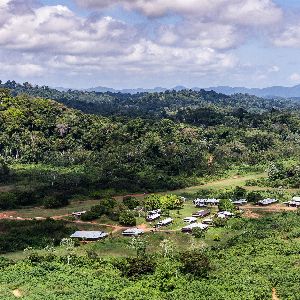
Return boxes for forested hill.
[1,88,300,196]
[1,80,298,120]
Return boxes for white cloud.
[0,0,239,83]
[273,24,300,48]
[157,22,240,50]
[75,0,282,25]
[268,65,280,73]
[290,73,300,82]
[0,62,44,77]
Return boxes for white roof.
[203,218,213,223]
[122,228,144,235]
[183,217,197,222]
[182,223,208,230]
[158,218,173,225]
[292,197,300,202]
[70,231,108,239]
[72,211,87,215]
[147,213,160,220]
[218,211,234,216]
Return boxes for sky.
[1,0,300,89]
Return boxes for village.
[66,195,300,243]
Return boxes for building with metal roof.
[122,228,144,236]
[181,223,209,232]
[70,231,108,240]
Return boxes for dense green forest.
[1,82,300,209]
[1,80,299,118]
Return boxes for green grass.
[172,172,267,194]
[10,199,101,218]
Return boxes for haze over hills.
[86,84,300,98]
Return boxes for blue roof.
[70,231,108,239]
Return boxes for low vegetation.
[1,212,300,299]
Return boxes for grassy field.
[172,172,267,194]
[4,199,101,219]
[3,171,299,221]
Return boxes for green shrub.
[123,196,139,210]
[0,192,17,209]
[213,218,227,227]
[43,195,69,209]
[218,199,235,213]
[192,227,205,238]
[119,210,136,226]
[179,250,210,277]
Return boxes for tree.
[247,191,263,203]
[179,250,210,277]
[119,210,136,226]
[159,239,176,258]
[232,186,247,200]
[123,196,139,210]
[218,199,235,212]
[129,237,147,257]
[267,162,285,180]
[143,194,161,210]
[160,194,184,210]
[192,227,205,238]
[43,195,69,209]
[0,157,9,177]
[0,192,17,209]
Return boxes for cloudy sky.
[1,0,300,89]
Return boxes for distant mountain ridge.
[87,84,300,98]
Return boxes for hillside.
[1,81,299,119]
[0,87,300,209]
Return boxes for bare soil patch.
[272,288,279,300]
[12,289,23,298]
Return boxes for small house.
[70,231,108,241]
[217,211,234,219]
[202,218,213,225]
[192,209,210,218]
[231,199,247,206]
[183,216,198,223]
[155,217,173,228]
[181,223,209,233]
[146,213,160,221]
[194,198,219,207]
[72,211,87,218]
[122,228,144,236]
[258,198,278,206]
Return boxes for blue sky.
[1,0,300,89]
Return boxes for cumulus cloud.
[290,73,300,82]
[273,24,300,47]
[157,22,240,50]
[74,0,282,25]
[0,0,240,84]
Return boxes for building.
[231,199,248,206]
[284,197,300,207]
[70,231,108,241]
[258,198,278,206]
[202,218,213,225]
[122,228,144,236]
[192,209,210,218]
[155,217,173,228]
[72,211,87,218]
[181,223,209,233]
[146,213,160,221]
[183,217,198,223]
[217,211,234,219]
[194,198,219,207]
